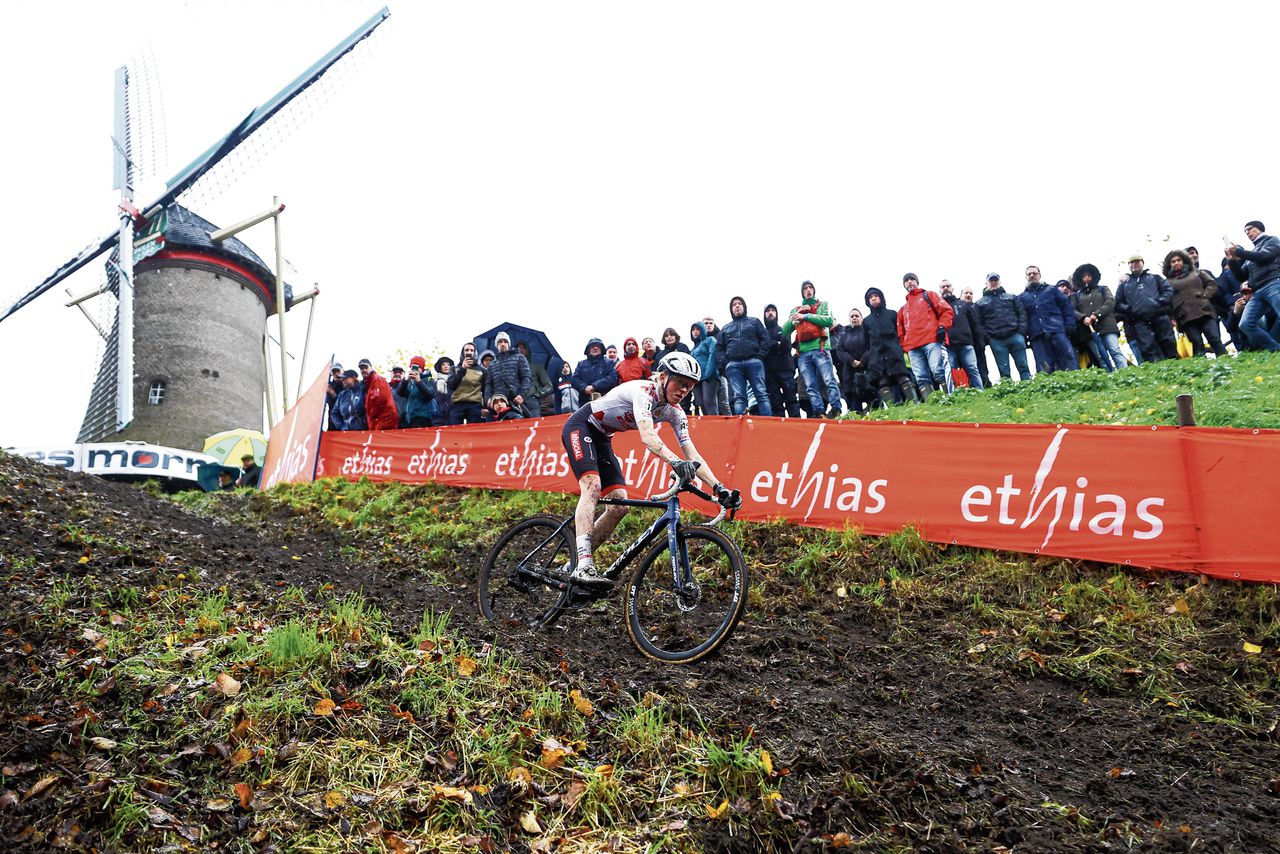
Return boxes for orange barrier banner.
[262,361,332,490]
[315,415,1280,583]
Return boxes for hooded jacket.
[363,370,400,430]
[1019,281,1076,337]
[897,285,955,351]
[689,322,719,382]
[433,357,455,424]
[483,346,532,405]
[976,285,1028,339]
[615,336,652,382]
[762,304,797,375]
[332,382,366,431]
[1163,250,1219,325]
[1070,264,1120,336]
[446,350,486,405]
[1227,232,1280,290]
[716,296,771,363]
[862,288,909,382]
[571,338,618,397]
[1116,269,1173,321]
[396,371,437,423]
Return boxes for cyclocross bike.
[477,476,748,664]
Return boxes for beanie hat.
[495,331,511,345]
[409,355,426,370]
[902,272,918,284]
[800,280,815,294]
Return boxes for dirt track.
[2,453,1277,852]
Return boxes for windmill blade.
[145,5,390,217]
[0,232,118,324]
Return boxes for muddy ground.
[1,453,1277,852]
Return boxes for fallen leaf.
[383,832,410,854]
[457,656,478,677]
[234,782,253,810]
[431,785,473,804]
[508,767,533,786]
[705,799,730,819]
[564,780,587,809]
[760,750,773,776]
[595,764,614,778]
[212,673,241,697]
[314,698,337,716]
[569,689,594,716]
[230,748,252,767]
[540,737,571,769]
[1243,642,1263,655]
[0,791,19,810]
[24,775,59,800]
[89,737,118,750]
[340,700,363,713]
[519,810,541,834]
[230,717,251,744]
[1165,598,1190,616]
[323,790,346,809]
[830,832,853,848]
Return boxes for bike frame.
[596,494,687,588]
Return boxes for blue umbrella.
[472,321,567,382]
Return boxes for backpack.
[794,301,828,344]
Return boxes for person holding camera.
[446,342,486,425]
[396,355,438,428]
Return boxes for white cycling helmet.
[657,352,701,382]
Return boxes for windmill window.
[148,380,167,405]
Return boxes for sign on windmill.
[0,7,391,454]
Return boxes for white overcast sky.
[2,0,1277,448]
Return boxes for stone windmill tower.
[0,8,390,452]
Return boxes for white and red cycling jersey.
[582,379,691,446]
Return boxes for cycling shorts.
[562,407,627,494]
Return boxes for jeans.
[765,367,802,417]
[950,344,983,389]
[1180,316,1227,357]
[1240,281,1280,351]
[1126,315,1178,362]
[908,342,950,389]
[796,349,842,415]
[1030,332,1078,373]
[725,359,773,416]
[987,333,1031,381]
[1097,332,1127,370]
[694,379,721,415]
[449,401,482,425]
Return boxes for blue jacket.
[571,338,618,397]
[716,300,772,363]
[976,286,1028,338]
[1228,233,1280,290]
[689,322,719,381]
[1020,282,1077,337]
[396,376,437,423]
[333,385,366,431]
[1116,271,1172,321]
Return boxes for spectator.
[446,342,486,425]
[959,286,992,387]
[517,340,553,417]
[653,327,690,363]
[961,287,976,302]
[716,296,774,416]
[940,280,984,389]
[640,337,658,372]
[1116,254,1178,362]
[1165,249,1227,358]
[433,357,455,425]
[976,273,1031,382]
[359,359,400,430]
[396,358,438,427]
[571,338,618,402]
[236,453,261,489]
[832,308,874,413]
[479,349,496,371]
[762,304,802,418]
[557,362,578,413]
[689,321,721,416]
[217,469,237,491]
[1019,266,1078,373]
[701,316,731,415]
[332,369,366,430]
[326,362,346,430]
[1226,220,1280,352]
[1071,263,1127,371]
[863,287,919,405]
[897,273,955,399]
[605,344,619,365]
[488,393,522,422]
[388,366,407,427]
[1216,257,1249,351]
[780,280,843,418]
[616,336,652,383]
[484,331,533,415]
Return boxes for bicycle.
[476,476,748,664]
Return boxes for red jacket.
[615,337,652,383]
[363,371,400,430]
[897,288,954,351]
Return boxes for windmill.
[1,7,390,452]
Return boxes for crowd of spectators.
[326,222,1280,430]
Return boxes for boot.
[877,387,896,408]
[917,382,933,402]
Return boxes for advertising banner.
[261,361,332,489]
[5,442,216,484]
[314,416,1280,583]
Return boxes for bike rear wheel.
[624,525,748,664]
[478,515,573,627]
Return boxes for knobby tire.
[477,515,573,627]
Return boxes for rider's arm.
[636,415,682,466]
[679,441,721,491]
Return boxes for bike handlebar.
[647,474,735,528]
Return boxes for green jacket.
[779,298,835,354]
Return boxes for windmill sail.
[0,5,390,326]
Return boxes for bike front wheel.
[478,515,572,627]
[624,525,749,664]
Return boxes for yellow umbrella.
[203,428,268,466]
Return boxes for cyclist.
[560,351,742,589]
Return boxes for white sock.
[575,534,593,567]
